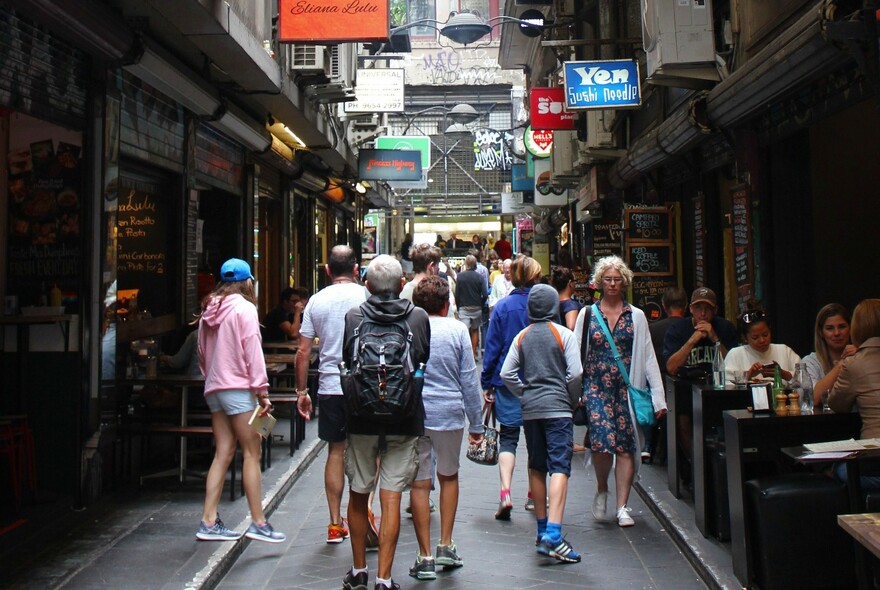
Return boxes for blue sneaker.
[538,535,581,563]
[246,521,286,543]
[196,516,242,541]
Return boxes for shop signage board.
[631,276,678,321]
[533,157,566,206]
[345,69,405,113]
[524,125,553,158]
[530,87,577,130]
[501,191,533,214]
[278,0,390,42]
[624,207,671,241]
[511,163,532,191]
[374,137,430,188]
[562,59,641,110]
[357,149,422,181]
[693,192,706,287]
[731,185,753,312]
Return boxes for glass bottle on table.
[796,363,814,414]
[712,341,725,389]
[772,364,785,411]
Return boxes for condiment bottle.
[49,284,62,307]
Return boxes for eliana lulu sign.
[562,59,641,110]
[357,149,423,181]
[279,0,390,42]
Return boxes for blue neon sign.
[562,59,641,110]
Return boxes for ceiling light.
[211,102,272,152]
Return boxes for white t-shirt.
[724,343,802,385]
[300,282,368,395]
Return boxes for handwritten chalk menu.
[731,185,753,310]
[571,269,595,307]
[116,181,173,316]
[625,208,671,242]
[631,276,678,321]
[591,221,623,258]
[627,243,673,275]
[693,193,706,287]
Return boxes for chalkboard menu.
[693,193,706,286]
[625,208,671,241]
[591,221,623,258]
[627,244,673,275]
[571,269,595,307]
[631,276,678,321]
[116,178,173,316]
[731,185,753,311]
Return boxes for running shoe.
[196,516,242,541]
[343,569,368,590]
[495,494,513,520]
[435,542,463,568]
[408,555,436,580]
[617,505,635,527]
[245,521,286,543]
[537,535,581,563]
[327,519,350,544]
[592,490,609,522]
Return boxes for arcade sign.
[562,59,642,110]
[357,149,422,181]
[524,125,553,158]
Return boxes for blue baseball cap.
[220,258,254,282]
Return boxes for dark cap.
[690,287,717,307]
[220,258,254,282]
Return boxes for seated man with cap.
[662,287,739,486]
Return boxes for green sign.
[376,136,431,168]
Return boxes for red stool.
[0,420,21,504]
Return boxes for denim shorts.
[523,417,574,476]
[205,390,256,416]
[499,423,521,455]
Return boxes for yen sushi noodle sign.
[562,59,641,110]
[278,0,390,42]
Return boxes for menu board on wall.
[571,269,595,307]
[627,244,673,275]
[631,276,678,321]
[693,192,706,287]
[116,179,172,316]
[591,221,623,259]
[624,208,671,241]
[7,126,83,308]
[731,185,753,311]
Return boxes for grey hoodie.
[500,284,583,420]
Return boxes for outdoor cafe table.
[262,340,298,353]
[120,374,206,483]
[665,374,707,498]
[723,409,862,587]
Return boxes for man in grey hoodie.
[500,283,583,564]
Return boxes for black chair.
[746,473,855,590]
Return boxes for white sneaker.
[617,506,635,527]
[592,491,608,522]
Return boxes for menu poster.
[731,185,753,311]
[591,221,623,259]
[693,192,706,287]
[624,207,671,242]
[116,183,172,316]
[627,244,673,276]
[571,269,596,307]
[7,135,82,307]
[631,276,678,321]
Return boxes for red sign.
[279,0,390,42]
[530,87,576,130]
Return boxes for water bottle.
[797,363,814,414]
[712,342,725,389]
[414,362,425,379]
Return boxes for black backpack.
[340,308,423,424]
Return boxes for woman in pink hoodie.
[195,259,285,543]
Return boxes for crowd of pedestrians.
[192,237,878,590]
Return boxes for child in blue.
[500,284,584,563]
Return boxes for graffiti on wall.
[473,128,513,171]
[404,46,524,86]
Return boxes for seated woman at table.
[802,303,858,405]
[724,300,801,384]
[829,299,880,489]
[160,326,200,377]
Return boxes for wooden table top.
[262,341,298,351]
[264,353,296,365]
[839,513,880,561]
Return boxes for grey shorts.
[345,434,420,494]
[205,390,256,416]
[415,428,464,480]
[458,307,482,329]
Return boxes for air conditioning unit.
[641,0,719,87]
[580,110,625,163]
[351,113,380,128]
[550,130,582,188]
[288,44,333,77]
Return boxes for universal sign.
[357,149,422,181]
[562,59,641,110]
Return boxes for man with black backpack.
[340,254,430,590]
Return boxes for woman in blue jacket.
[480,255,542,519]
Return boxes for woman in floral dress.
[574,256,665,527]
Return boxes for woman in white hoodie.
[195,258,285,543]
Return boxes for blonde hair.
[201,279,257,312]
[510,256,542,288]
[851,299,880,347]
[591,255,633,288]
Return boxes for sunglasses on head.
[741,311,766,324]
